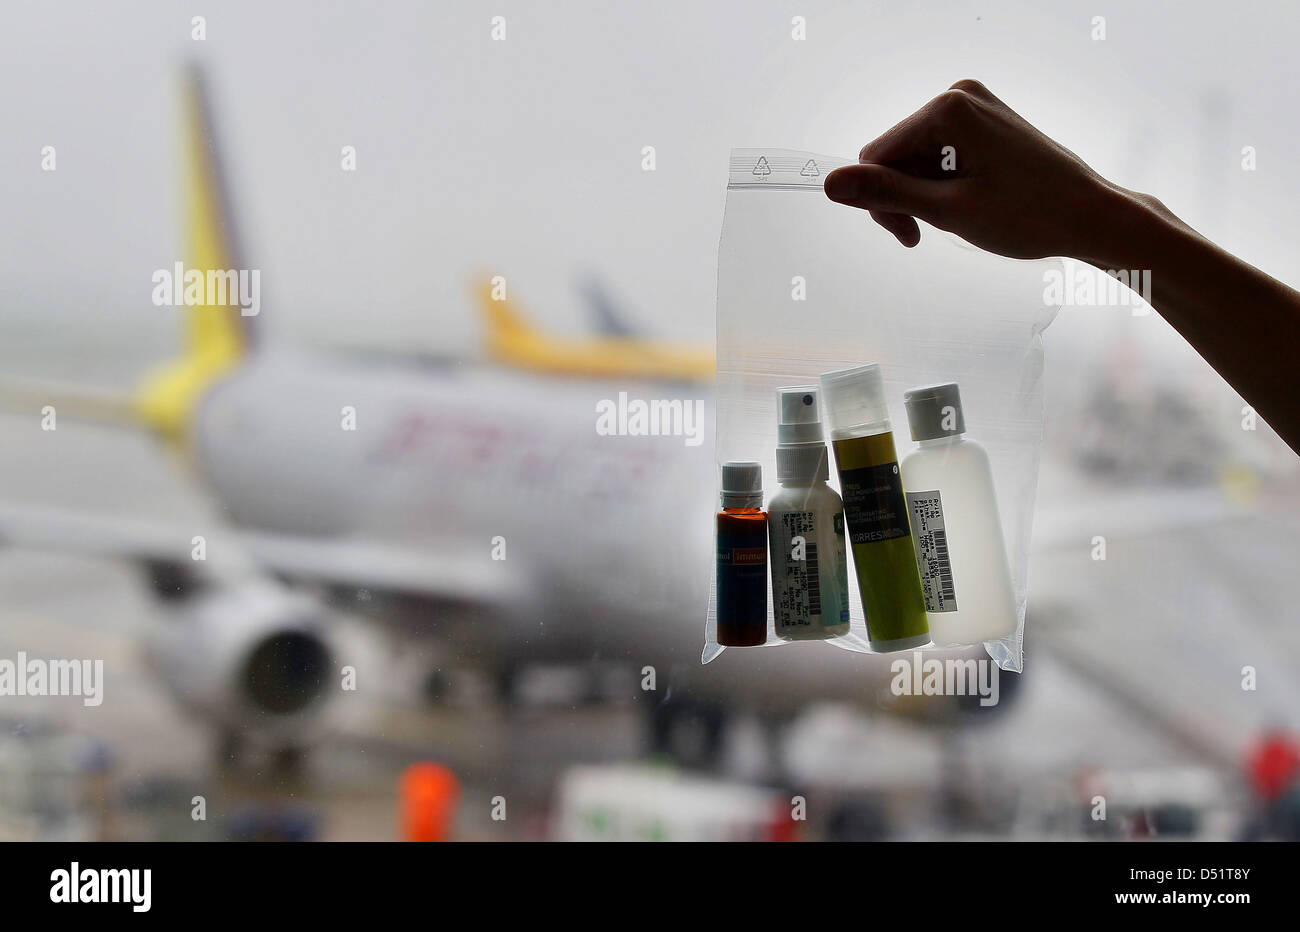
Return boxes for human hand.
[825,80,1131,262]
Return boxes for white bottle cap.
[775,386,830,482]
[819,363,891,435]
[720,460,763,508]
[903,382,965,441]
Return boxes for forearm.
[1079,184,1300,455]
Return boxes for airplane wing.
[0,500,523,607]
[238,526,523,605]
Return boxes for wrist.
[1075,181,1176,271]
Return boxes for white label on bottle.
[906,490,958,613]
[773,511,823,626]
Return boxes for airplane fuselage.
[190,351,717,666]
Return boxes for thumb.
[824,163,948,220]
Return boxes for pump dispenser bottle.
[900,383,1017,645]
[819,364,931,652]
[716,461,769,647]
[768,387,851,640]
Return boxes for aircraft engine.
[145,580,335,753]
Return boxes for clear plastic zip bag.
[704,149,1058,672]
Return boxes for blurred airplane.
[0,64,716,764]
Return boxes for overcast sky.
[2,0,1296,373]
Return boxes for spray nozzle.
[774,386,829,482]
[776,385,825,446]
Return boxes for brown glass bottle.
[716,460,769,647]
[716,507,769,646]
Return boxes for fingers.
[869,210,921,248]
[948,78,996,102]
[858,82,996,178]
[859,106,948,172]
[824,163,948,219]
[831,80,997,247]
[859,86,974,168]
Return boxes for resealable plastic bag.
[704,149,1058,672]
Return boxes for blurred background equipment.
[1241,728,1300,841]
[553,764,793,842]
[0,719,112,841]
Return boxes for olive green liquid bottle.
[820,364,931,652]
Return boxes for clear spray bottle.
[768,387,851,640]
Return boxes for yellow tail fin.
[475,277,715,382]
[136,65,249,440]
[478,279,535,346]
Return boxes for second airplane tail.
[475,277,715,383]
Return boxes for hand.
[826,79,1300,456]
[825,79,1130,263]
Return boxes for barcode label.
[906,489,958,612]
[804,542,821,616]
[931,529,956,604]
[773,510,834,626]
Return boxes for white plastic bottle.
[768,386,851,640]
[899,383,1018,645]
